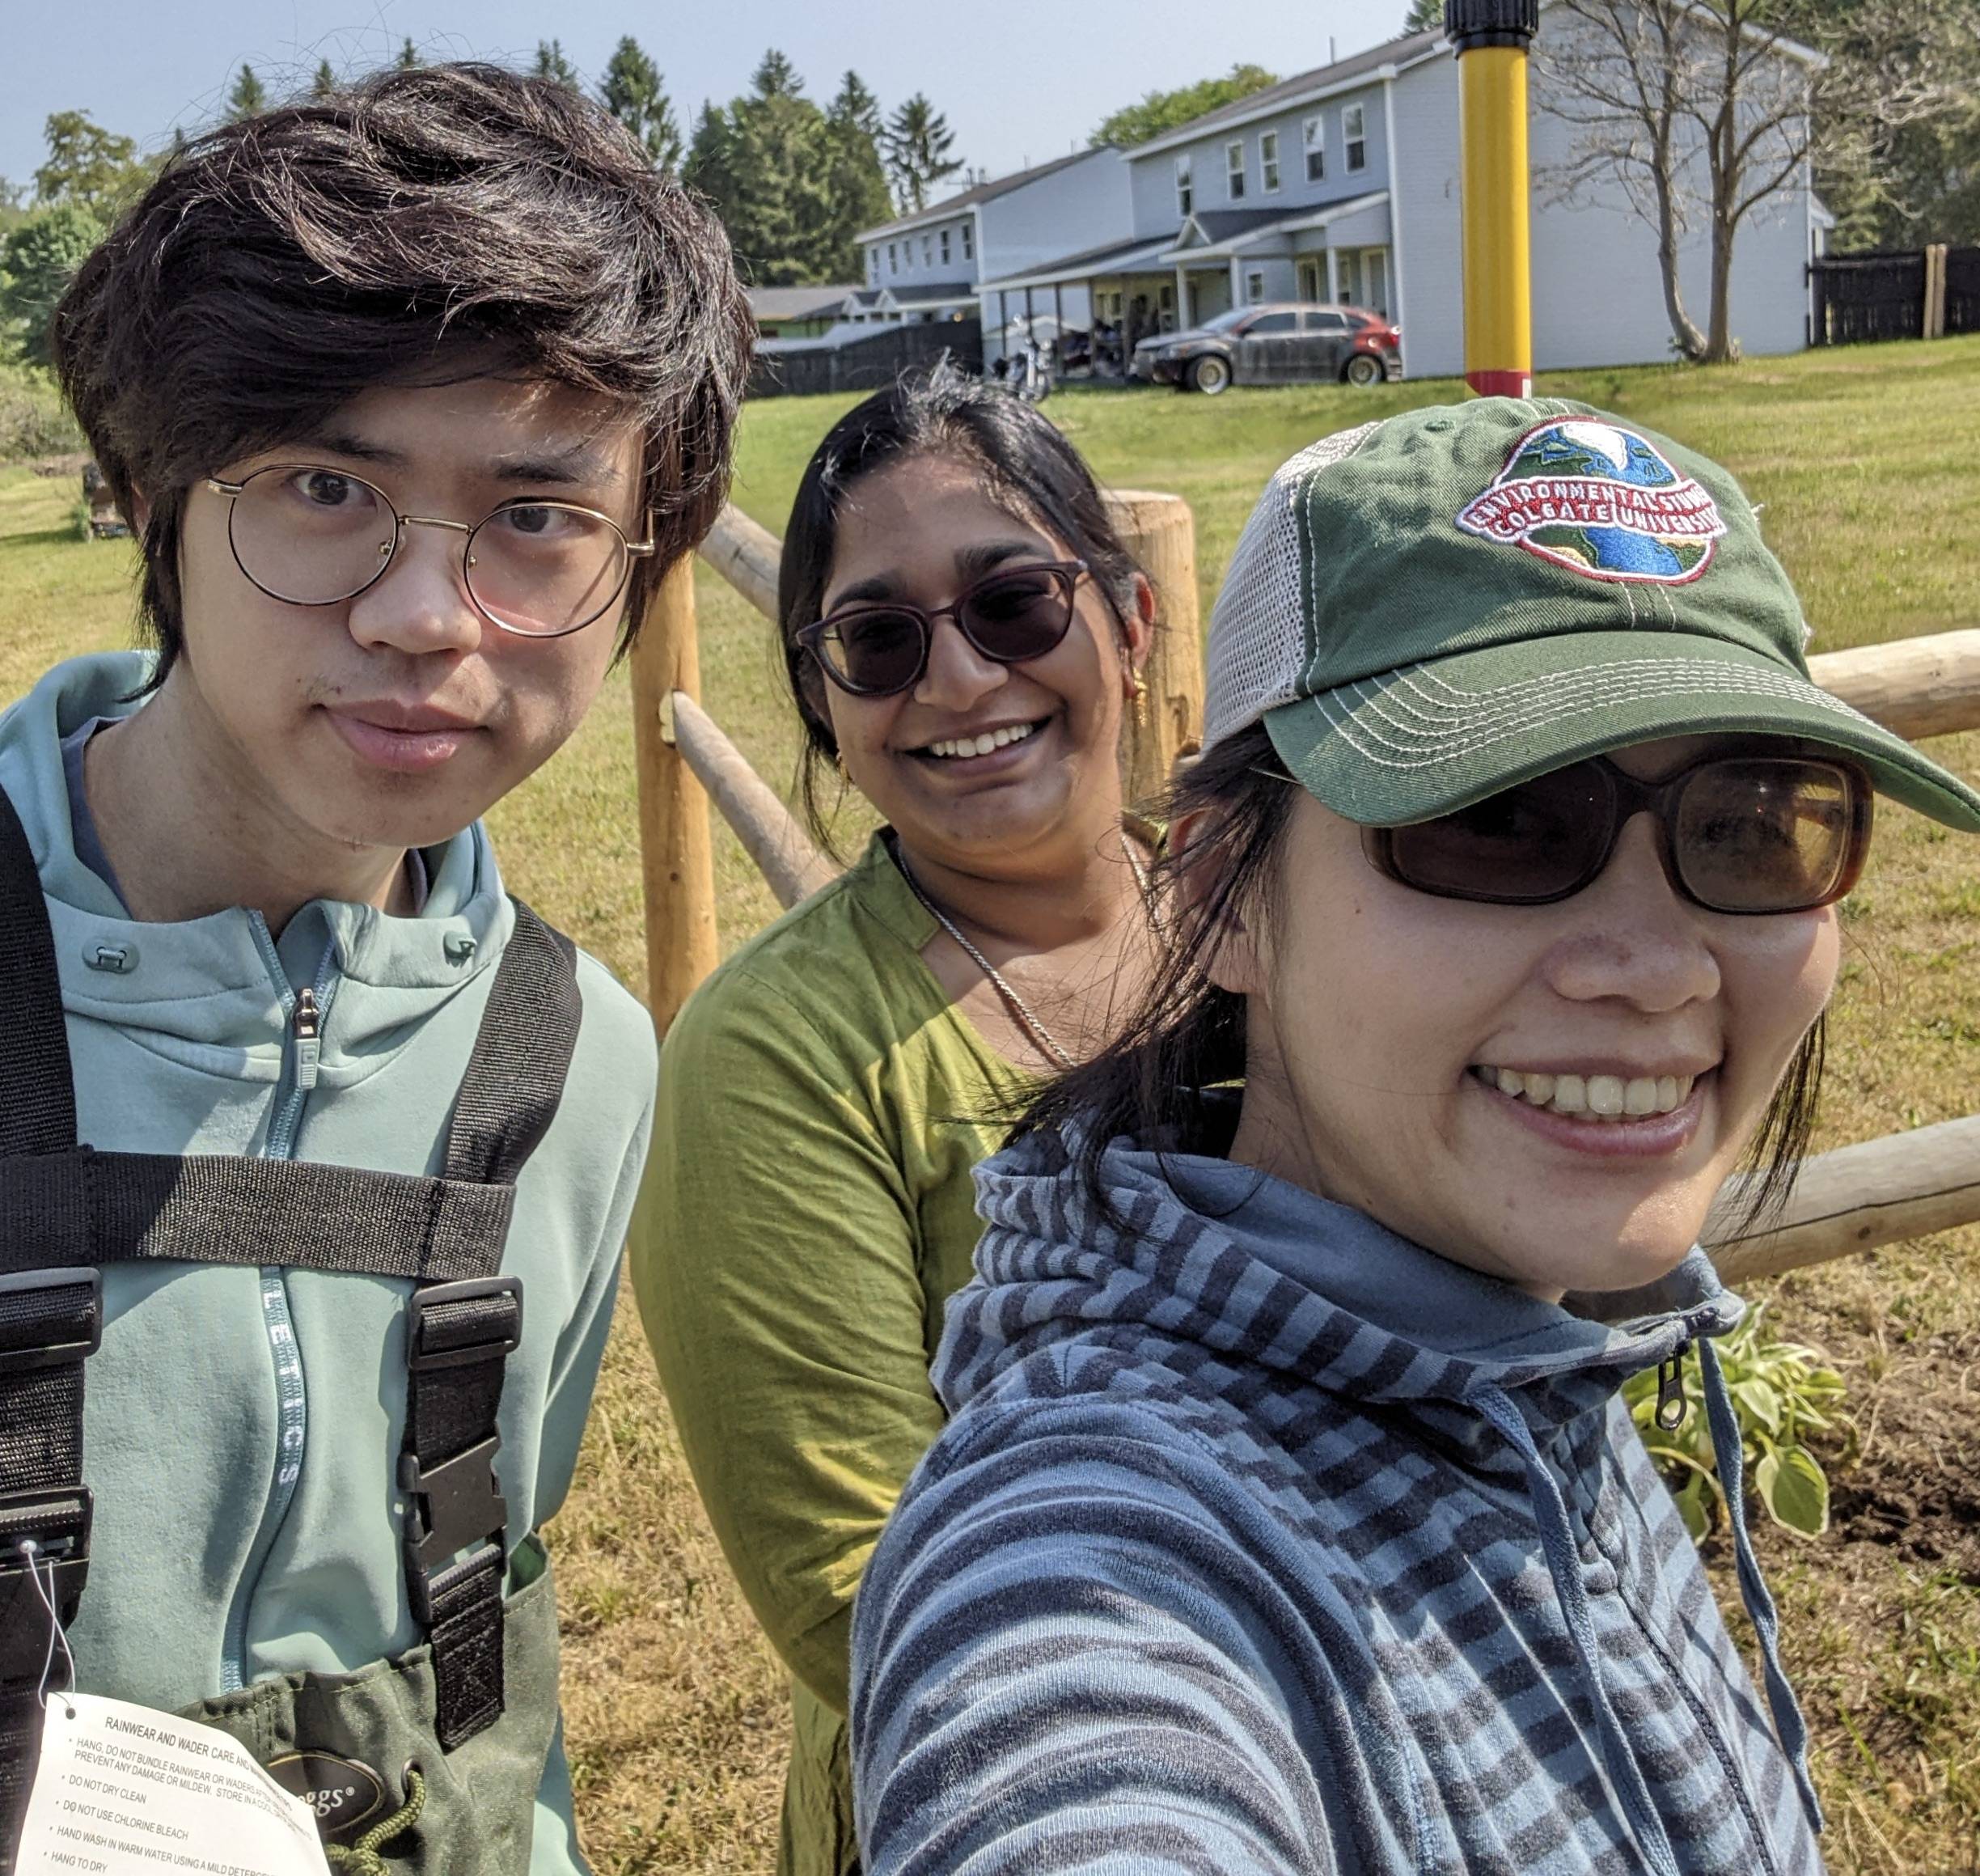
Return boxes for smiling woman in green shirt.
[628,368,1162,1875]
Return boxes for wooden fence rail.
[636,495,1980,1288]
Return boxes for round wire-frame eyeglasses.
[204,464,657,639]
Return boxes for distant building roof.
[748,285,860,324]
[856,147,1115,243]
[978,234,1180,294]
[1131,30,1445,158]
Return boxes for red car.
[1130,303,1402,392]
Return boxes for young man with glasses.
[0,63,751,1874]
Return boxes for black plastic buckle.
[404,1277,522,1372]
[0,1267,104,1374]
[400,1438,508,1593]
[0,1487,93,1685]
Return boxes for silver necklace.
[891,832,1153,1072]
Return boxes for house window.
[1343,103,1366,174]
[1303,115,1325,182]
[868,249,879,284]
[962,222,974,260]
[1226,140,1246,201]
[888,243,898,274]
[1246,269,1266,304]
[941,227,951,264]
[1175,153,1192,217]
[1260,130,1280,194]
[922,235,933,266]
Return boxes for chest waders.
[0,785,583,1875]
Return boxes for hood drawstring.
[1694,1335,1825,1836]
[1474,1387,1685,1876]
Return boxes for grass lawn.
[4,337,1978,1873]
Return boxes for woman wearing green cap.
[848,401,1980,1875]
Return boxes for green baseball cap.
[1203,398,1980,832]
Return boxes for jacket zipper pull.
[292,986,321,1092]
[1655,1341,1690,1432]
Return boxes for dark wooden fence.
[749,319,984,399]
[1947,247,1980,337]
[1809,245,1978,345]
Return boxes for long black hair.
[776,362,1151,845]
[1018,722,1825,1245]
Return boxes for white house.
[971,11,1825,378]
[855,147,1133,351]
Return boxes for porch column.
[998,290,1008,360]
[1174,264,1188,324]
[1325,246,1339,304]
[1055,279,1065,359]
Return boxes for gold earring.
[1129,674,1149,722]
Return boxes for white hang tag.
[15,1692,333,1876]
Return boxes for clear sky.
[5,0,1413,201]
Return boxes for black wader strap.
[0,787,99,1874]
[400,903,579,1751]
[0,776,582,1861]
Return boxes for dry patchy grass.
[5,338,1978,1874]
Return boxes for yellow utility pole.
[1446,0,1537,397]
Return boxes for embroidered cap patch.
[1455,418,1727,585]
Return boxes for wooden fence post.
[630,557,719,1035]
[1923,242,1948,341]
[1105,489,1206,811]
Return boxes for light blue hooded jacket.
[853,1122,1826,1876]
[1,654,658,1871]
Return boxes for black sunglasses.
[798,560,1087,697]
[1361,752,1874,914]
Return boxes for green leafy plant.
[1624,1307,1854,1540]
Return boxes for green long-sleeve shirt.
[628,832,1034,1876]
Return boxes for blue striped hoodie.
[851,1124,1826,1876]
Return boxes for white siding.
[1128,83,1394,239]
[860,211,977,292]
[1388,15,1813,382]
[977,149,1133,277]
[1388,60,1466,379]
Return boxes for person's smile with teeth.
[1470,1063,1707,1119]
[918,718,1047,761]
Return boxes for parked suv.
[1130,303,1402,392]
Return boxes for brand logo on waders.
[265,1752,388,1842]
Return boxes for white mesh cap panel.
[1201,422,1381,752]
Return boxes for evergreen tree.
[599,36,682,170]
[683,103,740,212]
[534,40,580,89]
[1403,0,1444,32]
[397,37,421,70]
[882,94,963,213]
[751,49,804,100]
[311,58,338,99]
[227,66,268,121]
[725,55,835,283]
[820,71,895,277]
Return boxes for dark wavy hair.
[1018,722,1826,1245]
[53,61,755,684]
[776,362,1153,846]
